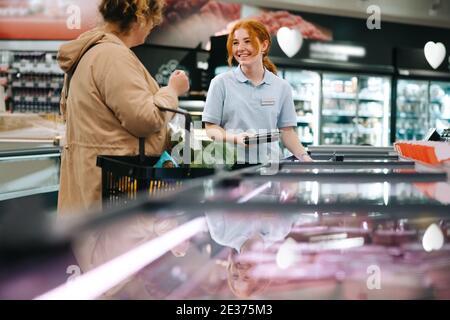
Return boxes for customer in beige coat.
[57,0,189,215]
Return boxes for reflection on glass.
[205,212,303,298]
[205,180,446,207]
[23,210,450,300]
[422,223,444,252]
[276,238,298,270]
[37,214,201,300]
[383,181,390,206]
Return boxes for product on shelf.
[3,50,64,114]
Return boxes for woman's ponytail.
[263,56,277,75]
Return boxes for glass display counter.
[1,148,449,300]
[0,140,60,201]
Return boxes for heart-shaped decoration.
[424,41,446,69]
[277,27,303,58]
[422,223,444,252]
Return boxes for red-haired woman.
[202,19,312,164]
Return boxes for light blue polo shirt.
[202,66,297,163]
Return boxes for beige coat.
[57,29,178,215]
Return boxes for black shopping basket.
[97,105,214,207]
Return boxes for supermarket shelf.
[284,79,316,85]
[292,96,313,102]
[322,109,356,117]
[297,116,313,124]
[397,129,426,133]
[322,127,354,133]
[11,81,63,89]
[11,62,63,74]
[358,97,384,102]
[323,93,356,100]
[397,113,425,119]
[358,113,384,118]
[357,127,381,134]
[295,106,313,113]
[13,96,60,104]
[397,98,425,103]
[430,112,450,120]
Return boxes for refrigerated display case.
[280,69,320,147]
[429,81,450,131]
[395,79,450,141]
[320,73,391,147]
[358,75,391,146]
[321,73,357,145]
[0,141,60,201]
[3,155,450,300]
[394,47,450,142]
[396,79,430,141]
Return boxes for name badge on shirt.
[261,98,275,106]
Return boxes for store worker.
[57,0,189,214]
[202,19,313,164]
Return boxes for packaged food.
[154,151,179,168]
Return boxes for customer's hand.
[168,70,190,96]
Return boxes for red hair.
[226,19,277,75]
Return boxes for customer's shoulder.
[85,42,130,64]
[94,42,128,55]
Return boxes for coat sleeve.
[95,45,179,138]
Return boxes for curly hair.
[99,0,165,33]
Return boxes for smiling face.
[227,235,271,298]
[231,28,268,68]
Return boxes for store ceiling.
[226,0,450,29]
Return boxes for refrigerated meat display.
[1,155,450,300]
